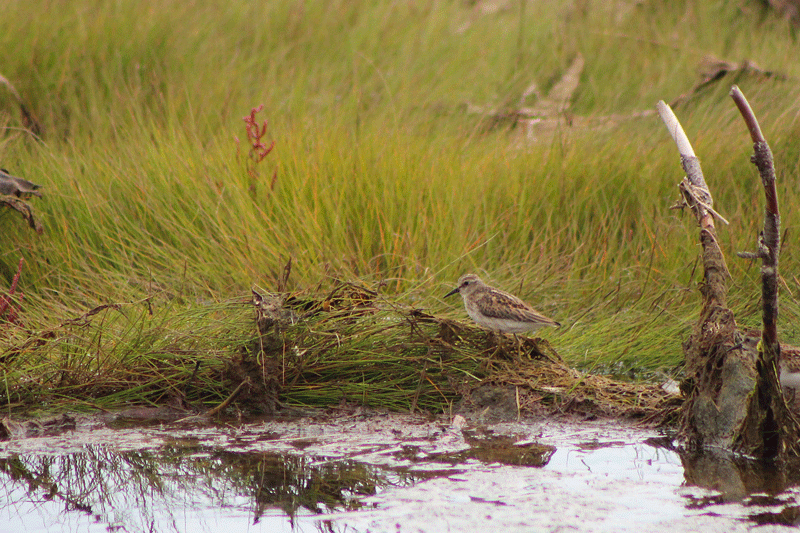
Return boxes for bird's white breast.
[466,308,542,333]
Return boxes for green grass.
[1,0,800,412]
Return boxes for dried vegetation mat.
[240,284,681,424]
[1,282,681,423]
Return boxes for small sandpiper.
[742,332,800,413]
[444,273,560,334]
[742,332,800,384]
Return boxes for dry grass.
[232,285,679,422]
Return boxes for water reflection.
[392,430,556,467]
[0,446,399,532]
[1,419,800,532]
[679,448,800,526]
[0,422,559,533]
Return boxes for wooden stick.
[729,84,799,458]
[657,100,729,303]
[729,85,780,349]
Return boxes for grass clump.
[239,285,676,419]
[1,0,799,414]
[2,298,253,412]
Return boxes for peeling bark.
[657,101,754,451]
[729,85,800,458]
[659,88,800,458]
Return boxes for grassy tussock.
[2,299,252,412]
[244,286,676,418]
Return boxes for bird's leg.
[513,334,522,356]
[485,331,500,354]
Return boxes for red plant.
[0,257,24,325]
[236,105,277,191]
[243,104,275,163]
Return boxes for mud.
[1,409,799,532]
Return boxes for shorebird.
[742,332,800,412]
[444,274,560,334]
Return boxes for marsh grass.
[242,285,676,418]
[1,0,800,413]
[2,298,253,412]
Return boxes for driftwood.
[0,168,40,197]
[729,85,800,457]
[760,0,800,26]
[467,51,792,146]
[658,101,752,451]
[465,54,587,134]
[659,88,800,458]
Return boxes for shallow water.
[1,411,799,533]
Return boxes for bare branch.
[658,101,727,234]
[730,85,780,348]
[730,85,766,145]
[729,85,798,459]
[656,101,695,158]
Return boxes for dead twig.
[0,194,43,233]
[729,84,800,458]
[0,168,41,197]
[658,100,748,452]
[671,54,793,109]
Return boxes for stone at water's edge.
[688,349,757,449]
[679,303,757,450]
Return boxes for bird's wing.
[476,291,559,325]
[475,291,525,317]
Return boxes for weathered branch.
[657,101,729,305]
[730,86,780,348]
[657,101,696,158]
[658,100,747,451]
[0,168,41,197]
[0,194,43,233]
[729,85,799,458]
[0,169,43,233]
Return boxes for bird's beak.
[444,287,459,298]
